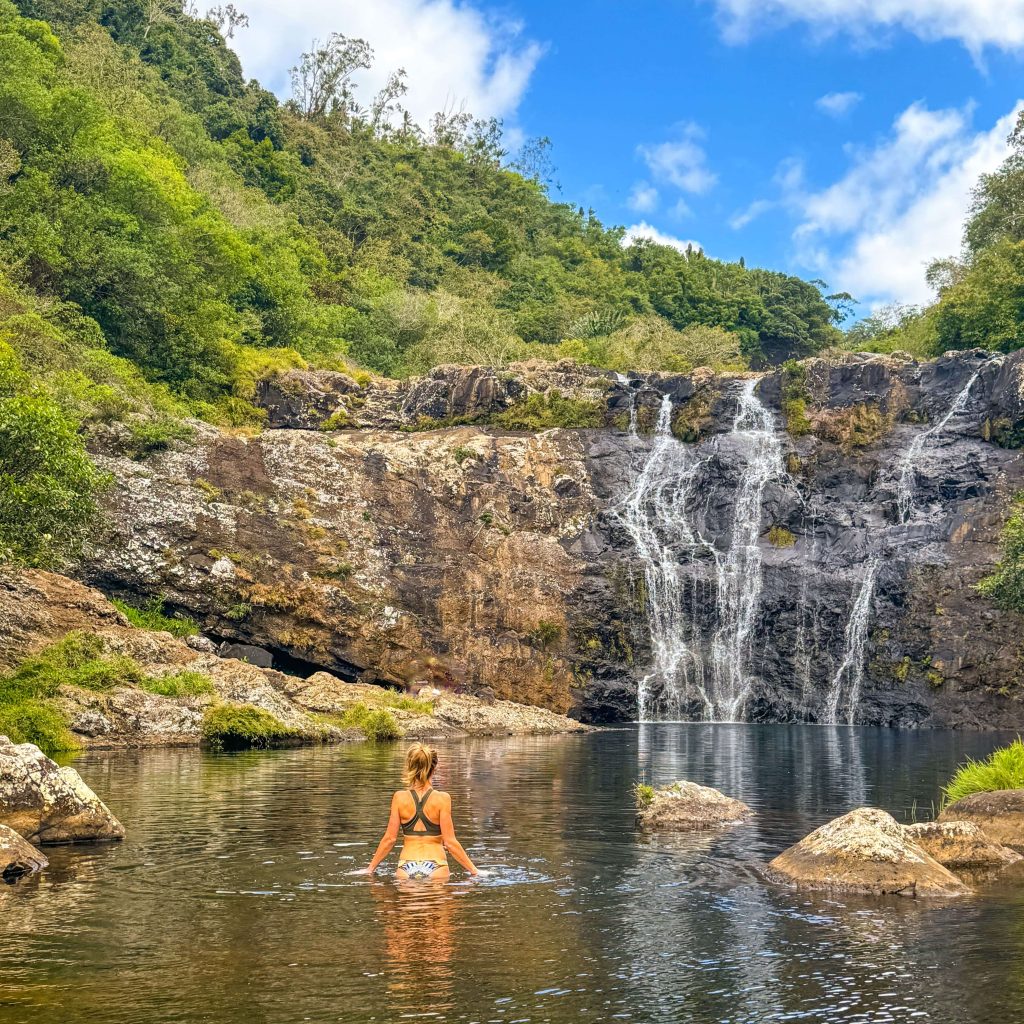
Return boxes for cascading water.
[618,378,783,722]
[619,394,712,721]
[711,378,785,721]
[894,362,994,522]
[823,559,879,725]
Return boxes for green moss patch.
[112,596,198,638]
[201,704,299,750]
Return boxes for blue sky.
[232,0,1024,316]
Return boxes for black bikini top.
[401,788,442,836]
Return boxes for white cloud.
[711,0,1024,55]
[627,182,659,213]
[729,198,774,229]
[788,101,1023,306]
[816,91,863,117]
[669,197,693,219]
[622,222,702,253]
[637,123,717,194]
[231,0,544,127]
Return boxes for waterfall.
[618,378,783,722]
[711,378,785,720]
[823,559,879,725]
[894,364,989,523]
[619,395,712,721]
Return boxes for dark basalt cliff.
[77,351,1024,728]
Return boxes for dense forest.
[1,0,1023,571]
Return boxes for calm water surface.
[2,725,1023,1024]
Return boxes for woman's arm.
[366,793,402,873]
[439,794,478,875]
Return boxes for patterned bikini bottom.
[399,860,443,880]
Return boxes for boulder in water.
[767,807,968,898]
[0,823,47,883]
[904,820,1022,876]
[0,736,125,844]
[636,780,753,831]
[938,790,1024,852]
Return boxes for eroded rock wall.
[77,350,1024,727]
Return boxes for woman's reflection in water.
[370,877,461,1017]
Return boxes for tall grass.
[942,738,1024,806]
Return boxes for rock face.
[767,807,969,897]
[75,349,1024,726]
[0,736,125,844]
[0,823,48,883]
[903,820,1022,875]
[635,780,752,831]
[0,569,589,748]
[938,790,1024,852]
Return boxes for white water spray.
[894,362,994,522]
[618,378,783,722]
[823,559,879,725]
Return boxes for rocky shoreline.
[0,568,590,751]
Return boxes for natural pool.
[2,725,1022,1023]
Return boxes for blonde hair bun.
[402,743,438,787]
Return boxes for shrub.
[141,671,215,698]
[491,391,604,431]
[0,349,108,567]
[780,360,812,437]
[634,782,655,808]
[340,702,405,740]
[767,525,796,548]
[527,619,562,649]
[112,596,199,637]
[361,708,402,741]
[0,700,79,756]
[943,739,1024,806]
[977,495,1024,613]
[201,704,297,749]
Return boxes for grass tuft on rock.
[943,739,1024,807]
[634,782,655,808]
[0,700,79,755]
[340,703,404,741]
[140,670,215,698]
[201,704,298,750]
[112,596,199,638]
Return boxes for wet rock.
[218,642,274,669]
[255,369,360,429]
[0,736,125,844]
[186,634,218,654]
[903,820,1022,875]
[0,824,48,883]
[767,807,968,898]
[73,349,1024,727]
[938,790,1024,852]
[636,780,753,831]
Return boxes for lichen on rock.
[0,736,125,845]
[635,780,752,831]
[767,807,968,898]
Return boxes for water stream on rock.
[619,379,783,723]
[894,362,992,522]
[823,558,880,725]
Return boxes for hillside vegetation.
[0,0,1021,571]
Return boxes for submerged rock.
[904,820,1022,876]
[767,808,968,898]
[0,823,48,883]
[636,780,752,831]
[0,736,125,845]
[938,790,1024,852]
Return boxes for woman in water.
[364,743,479,880]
